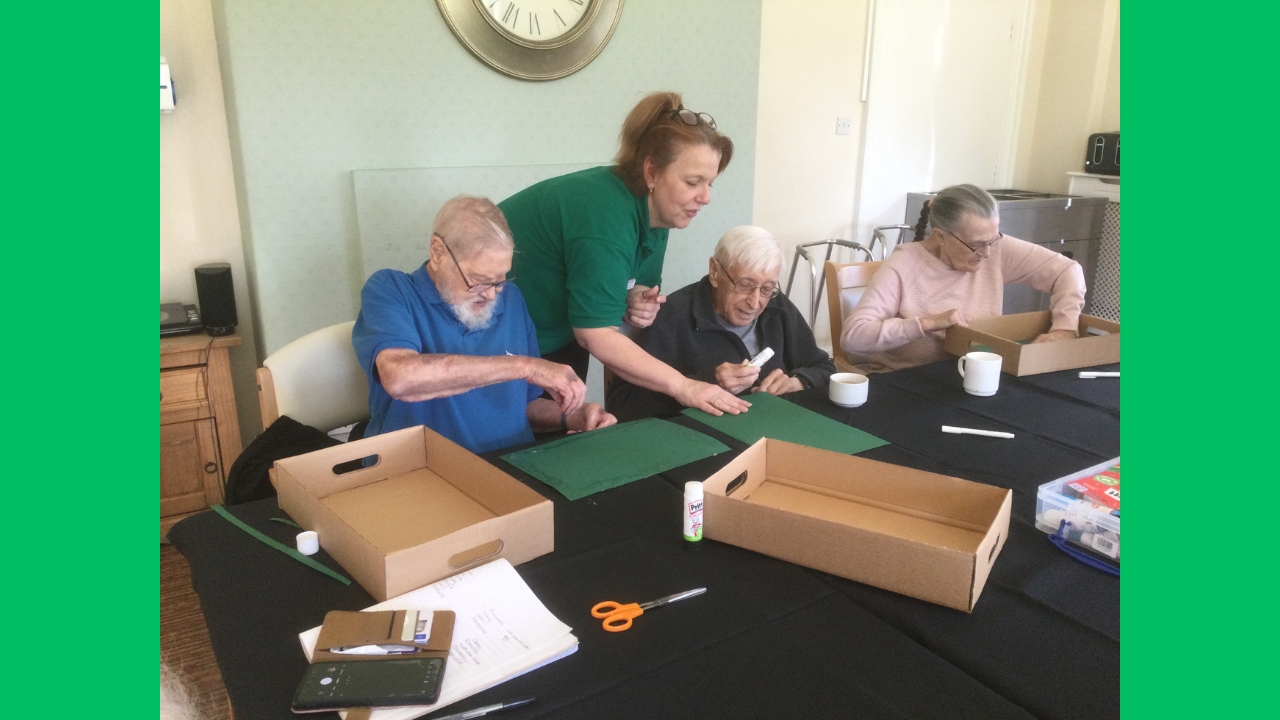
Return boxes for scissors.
[591,588,706,632]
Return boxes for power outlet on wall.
[835,116,852,135]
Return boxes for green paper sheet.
[501,418,729,501]
[682,392,888,455]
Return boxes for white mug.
[957,352,1002,396]
[829,372,869,408]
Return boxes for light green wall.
[213,0,763,355]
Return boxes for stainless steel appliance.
[904,190,1107,315]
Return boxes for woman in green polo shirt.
[499,91,749,417]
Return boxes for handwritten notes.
[300,559,576,719]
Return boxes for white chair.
[256,321,370,433]
[824,261,883,373]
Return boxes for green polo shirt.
[499,166,669,354]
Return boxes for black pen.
[431,697,535,720]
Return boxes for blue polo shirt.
[351,265,544,454]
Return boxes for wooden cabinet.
[160,333,243,541]
[160,419,221,516]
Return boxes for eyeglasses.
[941,228,1002,254]
[671,107,716,130]
[714,258,780,299]
[436,234,517,294]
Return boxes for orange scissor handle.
[591,601,643,632]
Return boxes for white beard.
[450,297,496,331]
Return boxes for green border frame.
[1126,2,1273,717]
[3,3,154,714]
[8,0,1269,714]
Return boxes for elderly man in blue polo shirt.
[352,195,615,453]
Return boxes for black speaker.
[195,263,238,336]
[1084,132,1119,175]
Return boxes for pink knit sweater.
[840,237,1086,373]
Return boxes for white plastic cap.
[684,481,703,500]
[296,530,320,555]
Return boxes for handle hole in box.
[449,539,503,569]
[333,454,379,475]
[989,534,1000,562]
[726,471,748,497]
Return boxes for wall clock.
[437,0,624,81]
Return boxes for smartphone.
[291,657,445,713]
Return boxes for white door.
[855,0,1030,246]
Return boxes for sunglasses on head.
[671,107,716,130]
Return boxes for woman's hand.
[752,369,803,396]
[675,379,751,416]
[566,403,617,433]
[714,361,760,395]
[1032,329,1077,343]
[920,309,966,333]
[623,285,666,328]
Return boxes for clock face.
[438,0,622,81]
[481,0,593,44]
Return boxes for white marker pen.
[941,425,1015,439]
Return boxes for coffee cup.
[829,372,869,407]
[957,352,1002,396]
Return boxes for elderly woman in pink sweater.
[841,184,1086,373]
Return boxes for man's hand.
[525,358,586,415]
[714,361,761,395]
[623,285,666,328]
[752,369,803,396]
[1032,329,1077,343]
[674,378,751,417]
[920,308,966,333]
[565,403,617,433]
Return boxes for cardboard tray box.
[944,311,1119,376]
[275,425,554,601]
[702,439,1011,612]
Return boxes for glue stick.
[683,481,704,549]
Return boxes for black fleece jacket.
[607,275,836,422]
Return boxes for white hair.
[431,195,514,259]
[913,184,1000,241]
[449,296,496,331]
[713,226,784,277]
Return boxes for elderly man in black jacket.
[607,226,836,422]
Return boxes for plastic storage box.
[1034,458,1120,562]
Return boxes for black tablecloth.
[169,361,1119,719]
